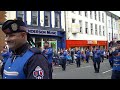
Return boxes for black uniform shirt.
[2,43,49,79]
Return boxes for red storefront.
[66,40,108,50]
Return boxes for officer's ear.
[20,32,27,39]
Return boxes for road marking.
[81,65,92,68]
[102,69,112,74]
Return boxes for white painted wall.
[65,11,107,41]
[6,11,16,20]
[107,15,119,42]
[26,11,31,25]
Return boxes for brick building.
[0,11,6,53]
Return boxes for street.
[53,59,112,79]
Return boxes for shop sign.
[87,40,97,44]
[28,29,57,36]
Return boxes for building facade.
[6,11,66,51]
[64,11,107,51]
[106,11,120,43]
[117,18,120,40]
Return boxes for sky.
[109,11,120,17]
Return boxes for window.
[31,11,38,25]
[114,22,115,29]
[102,13,104,23]
[85,22,88,34]
[103,26,105,36]
[109,33,110,41]
[72,18,75,23]
[90,23,93,35]
[17,11,24,21]
[55,11,60,28]
[99,25,101,36]
[85,11,88,17]
[44,11,51,27]
[78,11,81,15]
[79,20,82,33]
[72,11,75,13]
[90,11,92,19]
[94,11,97,20]
[95,24,97,35]
[98,11,100,21]
[108,20,111,28]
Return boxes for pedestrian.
[42,41,53,79]
[1,19,49,79]
[59,49,67,71]
[75,49,81,67]
[111,41,120,79]
[93,48,101,73]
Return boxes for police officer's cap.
[2,19,27,34]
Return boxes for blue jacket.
[112,55,120,71]
[42,47,53,64]
[3,50,34,79]
[76,50,81,59]
[1,50,11,63]
[59,51,67,60]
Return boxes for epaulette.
[29,47,41,54]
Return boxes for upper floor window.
[72,11,75,13]
[17,11,24,21]
[31,11,38,26]
[102,13,104,23]
[44,11,51,27]
[109,33,110,41]
[103,26,105,36]
[90,11,92,19]
[85,11,88,17]
[98,11,101,21]
[78,11,81,15]
[85,22,88,34]
[72,18,75,23]
[99,25,101,36]
[90,23,93,35]
[55,11,60,28]
[95,24,97,35]
[94,11,97,20]
[79,20,82,33]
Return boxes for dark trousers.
[86,56,89,63]
[61,59,66,71]
[109,60,113,68]
[111,70,120,79]
[76,58,81,67]
[48,63,53,79]
[93,59,101,72]
[71,55,74,63]
[101,55,104,62]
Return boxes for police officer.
[93,48,101,73]
[111,41,120,79]
[42,41,53,79]
[75,49,81,67]
[1,19,49,79]
[59,49,67,71]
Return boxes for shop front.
[27,26,66,52]
[66,40,108,50]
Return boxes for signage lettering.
[28,29,57,36]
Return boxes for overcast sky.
[109,11,120,17]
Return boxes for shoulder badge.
[33,66,44,79]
